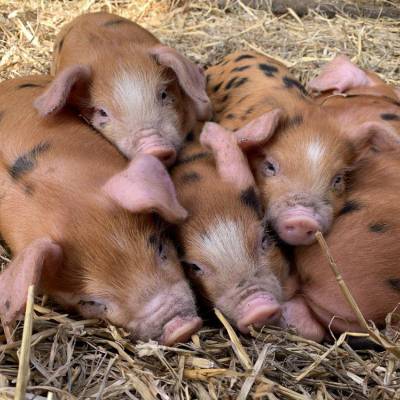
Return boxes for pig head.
[34,12,212,165]
[171,111,289,334]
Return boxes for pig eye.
[182,261,203,275]
[157,242,168,262]
[159,89,170,104]
[263,159,278,177]
[94,108,109,118]
[331,173,346,193]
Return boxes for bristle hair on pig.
[34,12,212,165]
[171,112,289,334]
[206,50,399,246]
[0,76,202,345]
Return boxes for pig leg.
[0,238,62,342]
[280,295,326,343]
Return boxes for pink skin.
[275,206,323,246]
[236,293,281,333]
[136,133,177,166]
[162,316,203,346]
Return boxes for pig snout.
[276,207,322,246]
[161,316,203,346]
[136,132,177,166]
[236,292,281,334]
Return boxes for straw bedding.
[0,1,399,399]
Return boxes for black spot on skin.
[240,186,262,216]
[338,200,363,216]
[174,152,210,167]
[226,113,235,120]
[232,65,250,72]
[283,76,307,95]
[233,77,248,88]
[225,77,238,90]
[185,131,194,142]
[212,82,223,92]
[369,223,389,233]
[235,54,255,62]
[221,94,229,103]
[285,114,303,129]
[9,141,51,180]
[103,19,126,27]
[259,63,278,77]
[380,113,400,121]
[17,83,43,89]
[4,300,10,310]
[180,171,201,184]
[388,278,400,290]
[237,95,249,104]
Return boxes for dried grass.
[1,1,400,399]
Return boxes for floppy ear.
[200,110,281,190]
[233,109,282,151]
[308,55,373,94]
[0,238,63,341]
[103,154,188,224]
[150,45,212,121]
[349,121,400,159]
[34,64,91,116]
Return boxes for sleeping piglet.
[206,50,399,246]
[171,112,289,333]
[281,148,400,341]
[33,12,212,165]
[0,76,201,345]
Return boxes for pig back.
[0,76,126,252]
[53,12,159,73]
[206,50,311,130]
[295,150,400,332]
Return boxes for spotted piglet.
[206,51,398,246]
[309,55,400,145]
[171,112,289,333]
[0,76,201,345]
[34,12,212,165]
[282,149,400,341]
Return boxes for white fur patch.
[194,218,250,271]
[307,140,325,167]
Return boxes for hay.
[0,1,400,399]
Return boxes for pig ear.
[150,45,212,121]
[308,55,373,94]
[0,238,62,335]
[103,154,188,224]
[350,121,400,158]
[233,109,282,151]
[200,122,255,190]
[34,64,91,117]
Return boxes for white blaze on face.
[113,69,160,126]
[195,218,251,272]
[306,139,326,170]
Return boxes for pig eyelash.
[181,261,203,275]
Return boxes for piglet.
[206,50,398,246]
[281,148,400,341]
[33,12,212,165]
[0,76,201,345]
[170,111,289,333]
[309,55,400,146]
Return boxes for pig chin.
[268,198,333,246]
